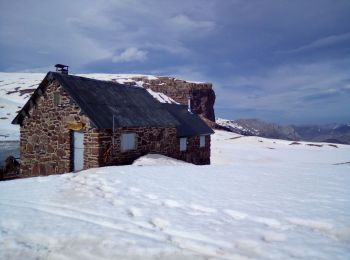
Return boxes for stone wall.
[20,80,92,177]
[94,127,210,166]
[132,77,216,123]
[175,135,211,165]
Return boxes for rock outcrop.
[132,76,216,123]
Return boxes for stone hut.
[12,70,214,178]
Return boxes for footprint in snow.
[111,199,125,206]
[235,239,264,258]
[145,194,158,200]
[224,209,284,229]
[113,179,122,184]
[162,199,182,208]
[101,185,117,194]
[224,209,247,220]
[250,216,283,229]
[286,217,334,235]
[261,231,287,242]
[189,204,217,214]
[150,218,169,230]
[128,207,143,217]
[103,193,113,199]
[129,187,141,193]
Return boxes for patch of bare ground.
[333,161,350,165]
[307,143,323,147]
[328,144,338,148]
[19,88,35,96]
[225,136,244,141]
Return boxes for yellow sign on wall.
[67,122,84,131]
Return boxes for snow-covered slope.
[0,72,177,140]
[216,118,299,140]
[0,73,45,140]
[217,118,350,144]
[216,118,261,136]
[1,130,349,259]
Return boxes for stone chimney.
[54,64,69,74]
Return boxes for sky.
[0,0,349,125]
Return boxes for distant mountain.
[216,118,350,144]
[293,124,350,144]
[216,118,300,140]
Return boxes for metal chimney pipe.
[187,96,192,113]
[54,64,69,74]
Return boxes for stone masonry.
[20,80,91,177]
[95,128,210,166]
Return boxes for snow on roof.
[146,89,179,104]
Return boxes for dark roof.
[12,72,213,137]
[162,104,214,137]
[51,72,179,128]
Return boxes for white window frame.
[121,133,136,152]
[200,135,206,147]
[180,137,187,151]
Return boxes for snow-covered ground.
[1,130,349,259]
[0,72,177,140]
[0,73,44,140]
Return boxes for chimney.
[187,95,192,113]
[54,64,69,74]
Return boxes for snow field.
[0,130,350,259]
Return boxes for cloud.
[1,0,350,124]
[112,47,148,63]
[214,58,350,123]
[301,91,340,102]
[169,14,215,32]
[280,32,350,54]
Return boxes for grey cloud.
[169,14,215,32]
[0,0,217,70]
[280,32,350,54]
[301,91,341,102]
[112,48,148,63]
[1,0,350,124]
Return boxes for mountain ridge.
[216,118,350,144]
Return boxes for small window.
[53,92,60,106]
[180,137,187,151]
[121,133,136,152]
[200,135,205,147]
